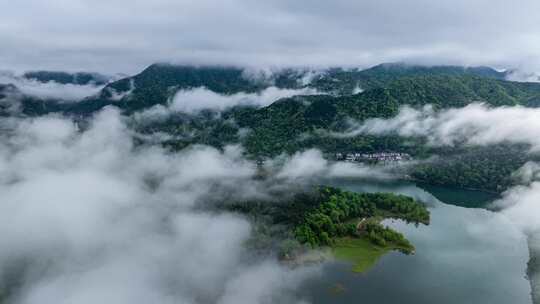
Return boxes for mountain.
[5,62,540,119]
[0,84,71,116]
[308,63,508,94]
[6,62,540,130]
[144,72,540,155]
[0,84,19,115]
[63,62,515,114]
[120,66,540,193]
[4,62,540,192]
[23,71,110,85]
[70,64,273,114]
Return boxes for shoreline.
[403,176,502,195]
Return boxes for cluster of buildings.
[335,152,412,163]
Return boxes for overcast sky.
[1,0,540,74]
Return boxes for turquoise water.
[415,182,499,208]
[299,179,531,304]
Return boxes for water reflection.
[299,179,531,304]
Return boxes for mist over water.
[1,75,539,303]
[300,180,531,304]
[334,103,540,303]
[2,0,540,302]
[0,107,404,304]
[0,108,327,304]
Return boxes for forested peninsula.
[224,186,430,272]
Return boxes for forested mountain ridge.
[3,62,539,116]
[70,63,520,114]
[3,63,540,193]
[0,84,71,116]
[149,72,540,156]
[23,71,110,85]
[74,64,270,113]
[309,63,508,94]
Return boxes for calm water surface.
[298,179,531,304]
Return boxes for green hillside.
[4,63,540,192]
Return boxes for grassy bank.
[332,236,414,273]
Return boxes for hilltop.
[2,63,540,192]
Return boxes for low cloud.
[491,162,540,300]
[0,83,24,115]
[272,149,396,181]
[0,72,104,101]
[505,70,540,83]
[333,101,540,296]
[491,161,540,236]
[241,67,323,87]
[338,103,540,151]
[105,79,135,101]
[494,181,540,235]
[334,102,540,234]
[170,86,318,114]
[0,106,395,304]
[0,108,326,304]
[133,86,320,122]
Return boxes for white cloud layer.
[0,108,325,304]
[335,102,540,236]
[1,107,398,303]
[0,72,104,101]
[335,101,540,298]
[1,0,540,74]
[336,101,540,291]
[489,162,540,237]
[494,182,540,235]
[273,149,395,181]
[170,86,318,113]
[341,103,540,151]
[135,86,319,120]
[505,70,540,83]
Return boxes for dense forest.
[222,186,429,258]
[9,62,540,116]
[411,144,539,193]
[22,71,110,85]
[4,63,540,193]
[294,188,429,247]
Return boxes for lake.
[298,179,532,304]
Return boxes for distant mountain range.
[2,62,540,193]
[22,70,111,86]
[71,62,519,114]
[2,62,538,116]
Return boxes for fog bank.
[0,108,325,304]
[0,72,104,101]
[339,103,540,151]
[0,106,398,303]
